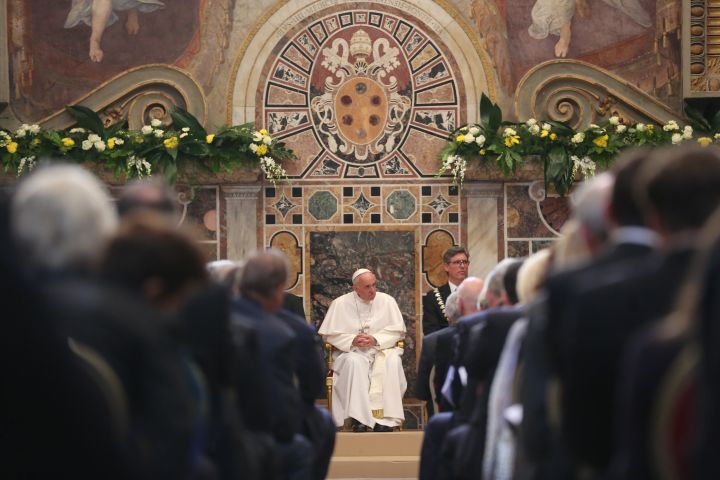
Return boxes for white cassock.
[319,291,407,427]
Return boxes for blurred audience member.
[116,177,178,220]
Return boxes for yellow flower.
[550,133,558,141]
[698,137,713,147]
[504,135,520,148]
[540,130,549,138]
[107,138,116,149]
[61,137,75,148]
[6,141,18,154]
[479,149,486,155]
[206,134,215,144]
[31,138,41,146]
[593,134,609,148]
[259,129,268,136]
[456,134,465,143]
[256,144,268,156]
[163,136,179,150]
[646,124,654,132]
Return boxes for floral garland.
[0,106,293,185]
[438,94,714,194]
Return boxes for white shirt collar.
[449,281,459,293]
[610,226,660,248]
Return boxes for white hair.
[516,249,552,305]
[444,291,461,324]
[11,164,117,274]
[477,258,516,309]
[571,172,614,240]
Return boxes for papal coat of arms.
[310,29,412,163]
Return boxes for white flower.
[683,125,693,139]
[671,133,683,145]
[70,128,86,134]
[476,135,486,146]
[529,124,540,135]
[468,126,480,136]
[526,118,538,126]
[503,127,517,137]
[114,138,124,145]
[714,133,720,140]
[571,155,597,179]
[259,156,288,185]
[154,129,164,138]
[608,116,620,125]
[126,155,152,178]
[249,143,259,153]
[663,120,679,131]
[94,141,106,152]
[141,125,153,135]
[571,132,585,144]
[636,123,646,132]
[616,125,627,133]
[150,118,162,127]
[542,123,551,131]
[28,124,40,134]
[262,135,273,145]
[179,132,189,138]
[252,132,263,142]
[87,133,101,143]
[17,156,36,177]
[464,133,475,143]
[14,128,26,138]
[81,140,93,150]
[460,127,468,132]
[181,127,190,132]
[589,123,599,129]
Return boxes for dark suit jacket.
[276,309,325,407]
[231,298,302,443]
[47,279,197,480]
[283,293,307,321]
[556,247,694,470]
[423,283,451,335]
[416,330,439,404]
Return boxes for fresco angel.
[528,0,652,57]
[64,0,165,62]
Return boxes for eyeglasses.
[449,260,470,266]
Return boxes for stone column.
[223,185,261,261]
[465,182,503,280]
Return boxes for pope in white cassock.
[319,268,407,431]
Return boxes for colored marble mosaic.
[308,190,338,221]
[386,190,417,220]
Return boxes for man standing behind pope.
[319,268,407,432]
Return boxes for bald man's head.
[457,276,484,317]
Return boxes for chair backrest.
[68,338,130,441]
[651,343,699,480]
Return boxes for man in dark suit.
[553,145,720,475]
[232,249,313,480]
[283,292,307,320]
[276,307,336,480]
[422,246,470,335]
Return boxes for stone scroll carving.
[514,60,684,130]
[38,66,207,131]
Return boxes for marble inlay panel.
[308,190,340,222]
[386,190,418,221]
[309,229,418,393]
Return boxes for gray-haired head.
[207,259,244,295]
[444,291,461,325]
[11,163,117,275]
[478,258,518,309]
[570,172,614,248]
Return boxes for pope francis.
[319,268,407,432]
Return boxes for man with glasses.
[422,246,470,335]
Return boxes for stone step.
[333,432,423,457]
[327,432,423,478]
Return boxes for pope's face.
[353,273,377,301]
[443,252,469,285]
